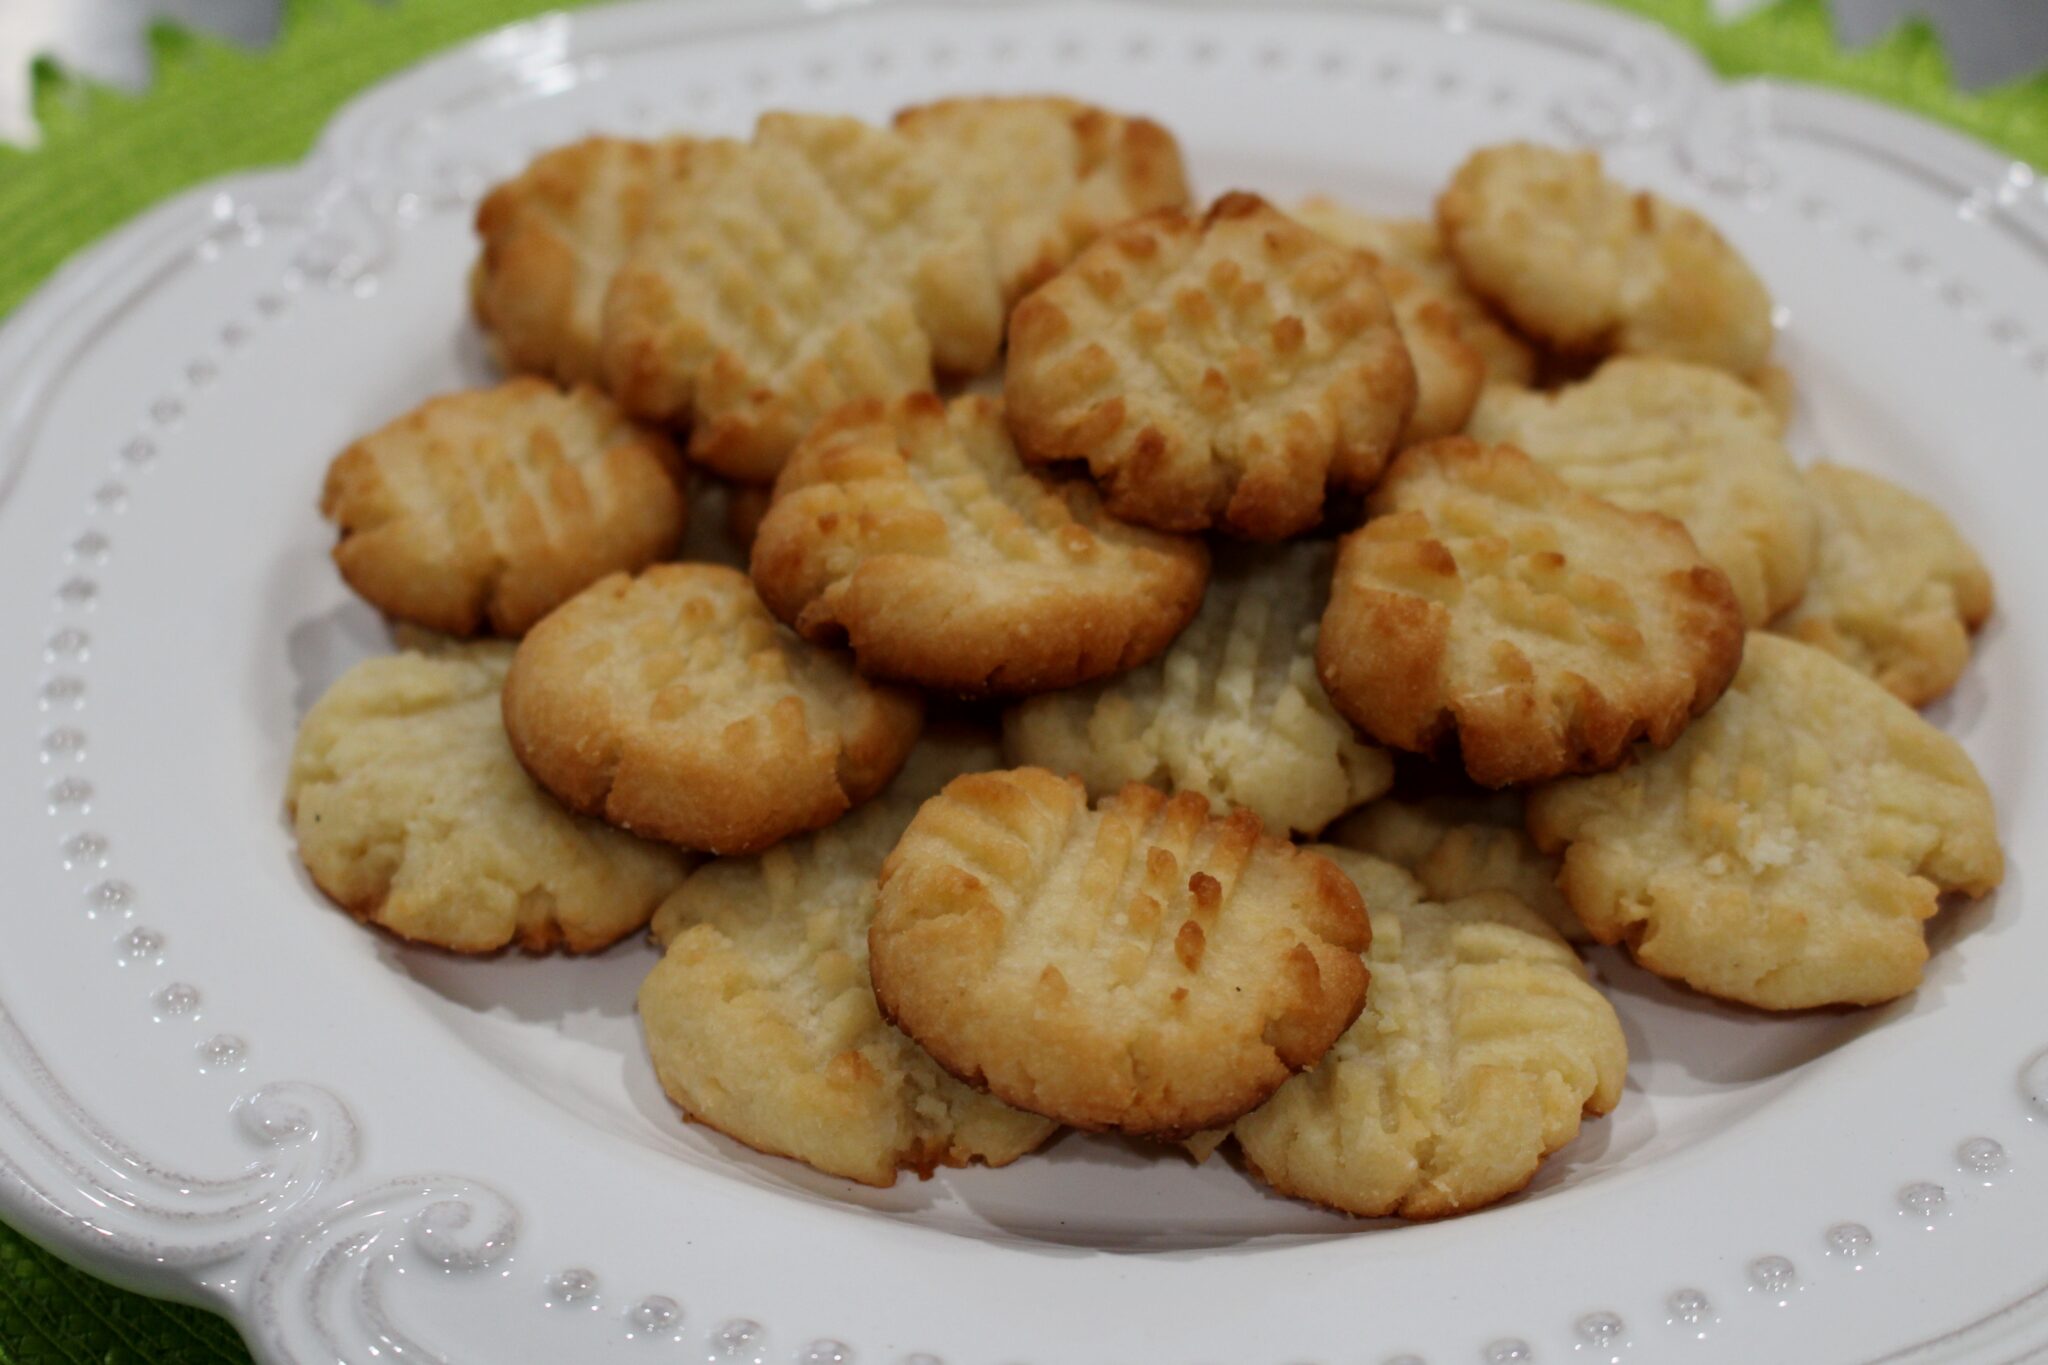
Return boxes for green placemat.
[1,0,2043,1360]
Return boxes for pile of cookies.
[286,97,2003,1219]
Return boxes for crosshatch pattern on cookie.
[1005,192,1417,539]
[1466,358,1814,627]
[1231,849,1626,1219]
[472,136,695,386]
[502,563,922,854]
[599,113,1003,483]
[1529,633,2003,1009]
[750,392,1208,696]
[1318,439,1746,787]
[870,770,1370,1137]
[322,378,688,637]
[1002,539,1392,836]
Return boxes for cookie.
[1317,438,1746,787]
[749,393,1208,696]
[1289,200,1491,440]
[1437,143,1773,376]
[601,113,1003,483]
[892,95,1190,302]
[1231,849,1626,1219]
[1294,198,1537,387]
[322,379,687,637]
[869,771,1371,1136]
[1529,633,2003,1009]
[287,644,692,952]
[1005,193,1417,539]
[1329,794,1585,942]
[1465,358,1814,625]
[471,136,690,385]
[1002,540,1393,836]
[1772,464,1993,706]
[501,563,923,854]
[639,731,1057,1186]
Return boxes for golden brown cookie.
[869,771,1371,1136]
[1329,794,1584,942]
[1005,192,1417,539]
[601,113,1003,483]
[748,393,1208,696]
[639,731,1057,1186]
[1317,438,1745,787]
[1294,198,1537,387]
[1437,143,1773,375]
[892,95,1190,302]
[1231,849,1625,1219]
[322,379,687,637]
[501,563,922,853]
[1002,540,1392,836]
[1772,464,1993,706]
[287,644,692,953]
[1465,358,1814,625]
[1529,633,2003,1009]
[471,136,691,385]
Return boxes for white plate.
[2,1,2045,1361]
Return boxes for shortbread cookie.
[502,564,922,853]
[1232,849,1625,1219]
[870,772,1371,1136]
[601,113,1003,483]
[639,731,1057,1186]
[893,95,1190,302]
[1466,358,1814,625]
[323,380,687,637]
[1773,464,1993,706]
[749,394,1208,696]
[1318,438,1745,787]
[1006,193,1417,539]
[1438,143,1773,375]
[1529,633,2003,1009]
[1003,540,1392,836]
[1294,199,1537,387]
[472,136,690,385]
[1330,795,1584,942]
[287,644,691,952]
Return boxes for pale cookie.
[471,136,690,385]
[639,731,1057,1187]
[1466,358,1815,625]
[1006,192,1417,539]
[502,564,923,854]
[322,379,687,637]
[1773,464,1993,706]
[1529,633,2003,1009]
[1438,143,1773,375]
[1232,849,1625,1219]
[1294,198,1537,386]
[1002,540,1393,836]
[869,770,1371,1136]
[749,393,1208,696]
[892,95,1190,302]
[601,113,1003,483]
[1289,200,1490,441]
[287,644,691,953]
[1318,438,1745,787]
[1330,794,1585,943]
